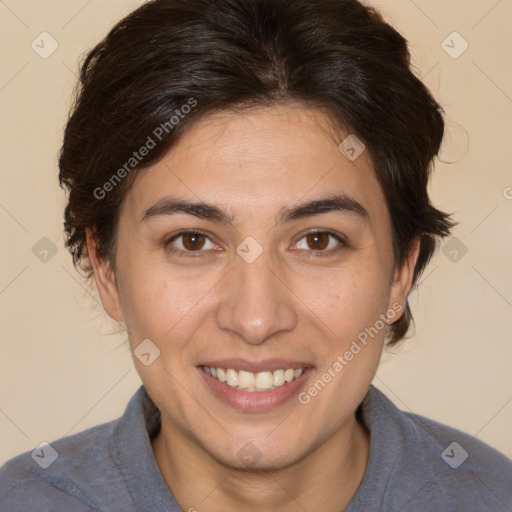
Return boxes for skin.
[87,102,419,512]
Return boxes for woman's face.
[89,103,417,470]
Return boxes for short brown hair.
[59,0,455,347]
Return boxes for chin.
[207,438,307,473]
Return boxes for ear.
[387,237,420,321]
[86,228,125,323]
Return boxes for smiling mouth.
[200,365,306,392]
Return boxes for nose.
[215,250,298,345]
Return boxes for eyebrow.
[141,193,370,225]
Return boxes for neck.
[152,414,370,512]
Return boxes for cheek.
[293,265,388,421]
[299,260,391,341]
[117,257,217,346]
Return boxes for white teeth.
[238,370,255,389]
[202,366,306,391]
[273,369,285,386]
[226,369,239,387]
[255,371,273,390]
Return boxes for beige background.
[1,0,511,465]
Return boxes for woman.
[1,0,511,510]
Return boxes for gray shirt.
[1,384,511,511]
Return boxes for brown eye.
[294,230,346,256]
[181,232,206,251]
[305,232,330,250]
[165,230,216,257]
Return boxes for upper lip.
[197,359,313,373]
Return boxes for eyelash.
[163,229,347,259]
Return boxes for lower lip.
[197,367,314,412]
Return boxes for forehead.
[122,103,387,227]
